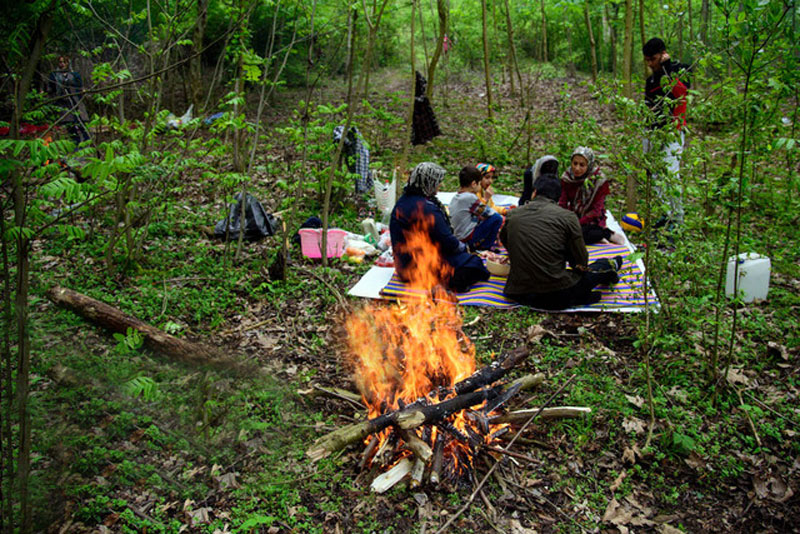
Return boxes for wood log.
[409,457,425,489]
[399,429,433,462]
[452,346,529,395]
[307,348,532,461]
[307,386,506,461]
[429,433,444,484]
[47,286,234,369]
[370,458,412,493]
[491,406,591,425]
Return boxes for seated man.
[450,165,504,251]
[390,162,490,293]
[500,175,622,310]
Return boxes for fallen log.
[47,286,234,369]
[491,406,591,424]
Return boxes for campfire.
[307,214,589,492]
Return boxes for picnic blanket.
[346,200,659,312]
[378,244,655,311]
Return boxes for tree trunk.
[418,0,429,74]
[638,0,647,76]
[189,0,209,113]
[321,1,359,268]
[503,0,524,103]
[46,287,235,368]
[358,0,391,103]
[540,0,548,62]
[701,0,709,45]
[607,3,618,74]
[399,0,417,178]
[481,0,494,119]
[585,0,598,82]
[426,0,448,100]
[10,6,55,531]
[622,0,634,98]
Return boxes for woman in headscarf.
[390,162,489,293]
[559,147,625,245]
[519,155,559,206]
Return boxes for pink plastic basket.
[298,228,348,259]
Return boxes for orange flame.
[345,213,506,477]
[346,214,474,417]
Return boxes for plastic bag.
[214,192,277,241]
[374,170,396,223]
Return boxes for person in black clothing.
[48,55,90,146]
[411,72,442,145]
[642,38,691,228]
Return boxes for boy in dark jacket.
[642,37,691,228]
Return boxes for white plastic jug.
[725,253,770,302]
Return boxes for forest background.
[1,0,799,532]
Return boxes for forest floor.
[28,65,800,533]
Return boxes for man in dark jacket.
[390,162,489,293]
[48,54,90,145]
[500,176,621,310]
[643,37,691,228]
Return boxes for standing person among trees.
[642,37,691,230]
[559,147,625,245]
[47,54,90,146]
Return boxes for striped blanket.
[379,244,658,312]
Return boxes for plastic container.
[725,253,770,302]
[298,228,347,259]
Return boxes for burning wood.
[314,222,589,491]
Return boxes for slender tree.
[503,0,524,102]
[189,0,210,112]
[426,0,448,100]
[622,0,634,98]
[585,0,599,82]
[540,0,549,62]
[481,0,494,119]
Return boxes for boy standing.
[450,166,504,251]
[642,37,691,228]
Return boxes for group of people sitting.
[389,148,625,310]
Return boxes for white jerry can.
[725,253,771,303]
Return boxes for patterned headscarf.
[563,146,597,183]
[560,146,608,218]
[407,162,446,198]
[476,163,496,175]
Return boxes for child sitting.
[450,166,504,251]
[559,147,625,245]
[476,163,508,215]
